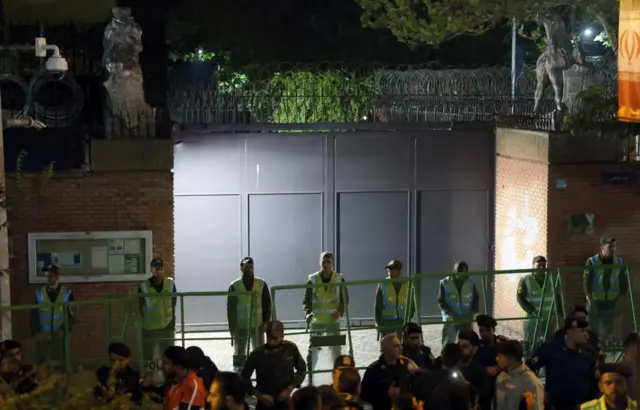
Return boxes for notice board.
[28,230,153,284]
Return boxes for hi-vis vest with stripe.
[140,278,175,331]
[589,254,623,302]
[309,271,342,325]
[581,396,637,410]
[523,273,554,318]
[36,286,71,333]
[230,277,264,329]
[440,277,474,320]
[381,277,408,321]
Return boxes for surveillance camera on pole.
[35,37,68,78]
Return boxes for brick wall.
[7,171,173,367]
[547,163,640,334]
[494,156,549,335]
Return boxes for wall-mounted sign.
[601,171,638,185]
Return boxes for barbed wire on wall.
[168,60,618,126]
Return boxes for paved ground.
[176,322,525,386]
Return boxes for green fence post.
[64,303,71,372]
[105,299,112,350]
[180,295,186,348]
[342,281,354,359]
[626,267,638,332]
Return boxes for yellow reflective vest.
[589,254,623,302]
[523,273,554,318]
[380,277,408,321]
[581,396,637,410]
[36,286,71,334]
[230,277,264,329]
[140,278,175,331]
[440,277,474,321]
[309,271,342,326]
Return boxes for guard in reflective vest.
[375,260,413,338]
[302,251,349,375]
[580,363,637,410]
[583,236,629,338]
[227,256,271,373]
[138,257,176,383]
[31,265,74,366]
[438,260,479,346]
[517,255,557,355]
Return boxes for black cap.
[385,260,403,270]
[333,355,355,369]
[600,236,616,245]
[266,320,284,334]
[564,317,589,330]
[453,260,468,273]
[476,314,497,328]
[532,255,547,264]
[150,258,164,268]
[240,256,254,266]
[46,265,59,275]
[599,363,633,378]
[403,322,422,335]
[496,340,524,361]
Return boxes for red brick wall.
[494,156,549,331]
[7,171,173,367]
[547,163,640,329]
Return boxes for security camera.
[35,37,68,78]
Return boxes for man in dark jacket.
[458,329,491,410]
[94,342,142,405]
[402,322,435,371]
[0,340,37,396]
[186,346,218,392]
[242,320,306,410]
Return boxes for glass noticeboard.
[28,230,153,284]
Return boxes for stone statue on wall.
[532,10,597,118]
[102,7,155,138]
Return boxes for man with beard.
[493,340,544,410]
[458,329,491,410]
[401,322,435,371]
[527,317,600,410]
[94,342,142,404]
[0,340,37,396]
[475,314,509,372]
[207,371,249,410]
[242,320,306,410]
[581,363,637,410]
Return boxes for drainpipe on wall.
[0,93,11,341]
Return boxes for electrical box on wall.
[27,230,153,284]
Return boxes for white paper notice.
[108,255,126,274]
[91,247,109,269]
[108,240,124,255]
[124,239,141,255]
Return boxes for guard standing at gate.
[375,260,414,338]
[227,256,272,373]
[138,257,176,381]
[517,255,560,355]
[438,260,479,346]
[583,236,629,337]
[302,251,349,378]
[31,265,75,366]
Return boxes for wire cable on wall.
[0,74,31,118]
[29,71,84,127]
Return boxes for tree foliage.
[354,0,619,49]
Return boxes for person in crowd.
[31,265,75,366]
[527,317,600,410]
[94,342,142,405]
[412,343,471,410]
[186,345,218,392]
[620,333,638,401]
[517,255,561,355]
[0,340,37,396]
[457,329,491,410]
[360,333,415,410]
[143,345,207,409]
[291,385,322,410]
[475,314,509,370]
[138,257,176,382]
[319,385,349,410]
[584,236,629,337]
[227,256,272,373]
[438,260,480,345]
[493,340,544,410]
[207,371,249,410]
[337,367,364,410]
[303,251,349,384]
[580,363,637,410]
[242,320,306,410]
[332,355,356,392]
[554,305,601,351]
[375,260,414,338]
[392,393,417,410]
[402,322,435,371]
